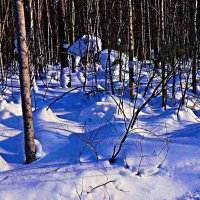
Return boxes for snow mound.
[34,107,59,122]
[77,71,87,85]
[75,55,81,66]
[60,67,70,88]
[0,102,22,119]
[79,95,117,127]
[80,102,113,123]
[34,139,43,159]
[68,35,102,57]
[177,107,198,122]
[133,94,153,113]
[99,49,129,69]
[0,99,7,111]
[0,154,10,171]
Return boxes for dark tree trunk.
[192,0,198,93]
[57,0,71,87]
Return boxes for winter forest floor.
[0,67,200,200]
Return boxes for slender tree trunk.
[71,0,75,44]
[128,0,134,99]
[0,42,4,81]
[57,0,71,87]
[147,0,151,59]
[118,0,123,82]
[140,0,145,60]
[70,0,75,73]
[160,0,167,109]
[192,0,198,93]
[27,0,33,39]
[14,0,36,164]
[156,0,160,57]
[105,0,114,94]
[170,1,176,102]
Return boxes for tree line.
[1,0,199,72]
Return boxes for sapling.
[110,69,172,163]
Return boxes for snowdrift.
[0,154,10,171]
[68,35,102,58]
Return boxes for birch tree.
[128,0,134,99]
[14,0,36,164]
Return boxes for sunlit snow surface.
[0,66,200,200]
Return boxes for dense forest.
[0,1,200,199]
[1,0,199,70]
[0,0,199,162]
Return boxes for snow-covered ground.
[0,64,200,200]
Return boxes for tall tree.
[192,0,198,93]
[128,0,134,99]
[14,0,36,164]
[160,0,167,109]
[57,0,71,88]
